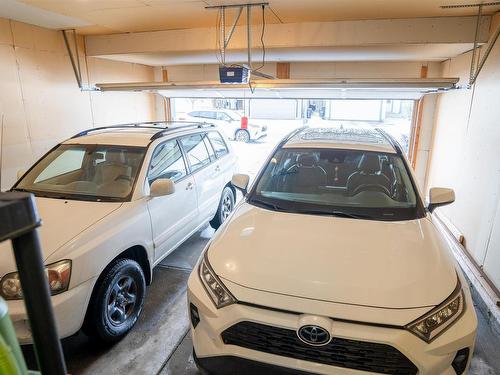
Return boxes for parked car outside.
[0,122,237,343]
[180,109,267,143]
[188,127,477,375]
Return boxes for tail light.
[241,116,248,129]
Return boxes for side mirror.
[150,179,175,197]
[428,187,455,213]
[17,169,26,180]
[231,174,250,195]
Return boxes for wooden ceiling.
[16,0,500,35]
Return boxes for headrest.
[358,154,381,174]
[298,154,318,167]
[106,150,125,164]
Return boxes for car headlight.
[0,260,71,300]
[406,277,464,342]
[199,252,236,309]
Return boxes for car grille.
[221,321,418,375]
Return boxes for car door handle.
[186,182,194,190]
[215,165,221,172]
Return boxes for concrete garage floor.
[22,227,500,375]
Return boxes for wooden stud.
[410,65,428,169]
[162,69,172,121]
[276,62,290,79]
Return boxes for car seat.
[284,154,327,194]
[346,153,391,196]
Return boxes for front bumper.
[188,271,477,375]
[249,128,267,140]
[7,277,96,344]
[194,350,322,375]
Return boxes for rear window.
[207,132,229,158]
[179,134,211,172]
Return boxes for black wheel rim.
[107,275,138,326]
[221,192,233,222]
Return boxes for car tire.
[235,129,250,143]
[210,186,235,230]
[84,259,146,343]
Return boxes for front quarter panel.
[46,199,154,289]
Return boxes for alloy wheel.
[107,275,137,326]
[221,193,233,221]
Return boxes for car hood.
[0,197,122,275]
[208,203,458,309]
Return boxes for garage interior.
[0,0,500,374]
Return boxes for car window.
[34,148,85,183]
[250,148,424,221]
[199,111,216,120]
[179,134,211,172]
[16,144,146,201]
[216,112,230,121]
[207,132,229,158]
[202,134,216,161]
[148,140,187,183]
[189,111,200,118]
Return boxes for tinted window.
[189,111,200,118]
[148,140,187,183]
[207,132,229,158]
[202,134,216,161]
[179,134,211,172]
[250,148,424,221]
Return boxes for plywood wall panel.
[0,18,13,46]
[427,14,500,289]
[87,56,156,126]
[0,17,157,190]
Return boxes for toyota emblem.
[297,325,331,346]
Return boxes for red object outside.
[241,116,248,129]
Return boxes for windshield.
[14,144,146,201]
[249,147,425,221]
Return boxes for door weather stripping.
[62,29,98,91]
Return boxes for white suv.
[188,127,477,375]
[1,122,237,343]
[181,109,267,143]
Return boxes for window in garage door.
[172,98,415,179]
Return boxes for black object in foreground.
[0,192,67,375]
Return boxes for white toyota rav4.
[1,122,237,343]
[188,127,477,375]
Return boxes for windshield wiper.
[290,208,373,220]
[331,210,373,219]
[12,188,31,193]
[249,198,286,212]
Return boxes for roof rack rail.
[375,128,402,154]
[277,126,308,148]
[70,121,211,139]
[150,123,215,141]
